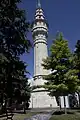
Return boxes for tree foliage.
[74,40,80,80]
[0,0,31,109]
[42,32,79,96]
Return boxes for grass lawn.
[50,111,80,120]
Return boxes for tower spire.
[37,0,41,8]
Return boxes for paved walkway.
[24,113,51,120]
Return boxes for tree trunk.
[1,93,4,110]
[77,92,80,107]
[59,96,61,110]
[56,96,61,110]
[23,101,26,114]
[63,96,67,114]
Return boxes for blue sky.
[19,0,80,77]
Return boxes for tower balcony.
[32,27,48,34]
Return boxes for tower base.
[29,88,58,108]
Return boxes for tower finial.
[37,0,41,8]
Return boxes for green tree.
[0,0,31,110]
[74,40,80,106]
[74,40,80,79]
[42,32,79,113]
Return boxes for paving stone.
[24,114,51,120]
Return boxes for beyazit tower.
[29,0,58,108]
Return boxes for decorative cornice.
[31,20,49,29]
[34,41,47,46]
[32,89,48,92]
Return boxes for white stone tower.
[29,0,58,108]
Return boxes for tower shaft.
[34,41,48,77]
[32,6,48,82]
[29,1,58,108]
